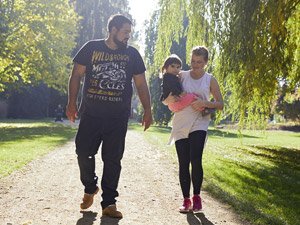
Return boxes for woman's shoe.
[192,195,202,212]
[179,198,192,213]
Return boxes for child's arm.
[162,92,180,105]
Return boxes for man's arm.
[133,73,153,131]
[66,63,86,122]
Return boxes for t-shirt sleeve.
[73,41,91,66]
[131,48,146,75]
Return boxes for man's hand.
[66,103,78,123]
[66,63,86,123]
[142,109,153,131]
[133,73,152,131]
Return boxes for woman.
[164,46,224,213]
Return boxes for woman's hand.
[191,99,207,111]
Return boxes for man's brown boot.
[80,187,99,210]
[102,204,123,219]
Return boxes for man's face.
[112,23,131,49]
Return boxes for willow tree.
[145,10,173,125]
[154,0,186,68]
[154,0,300,127]
[0,0,78,92]
[216,0,300,127]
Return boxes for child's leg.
[169,93,197,112]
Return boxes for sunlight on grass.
[205,128,300,225]
[132,124,300,225]
[0,120,77,178]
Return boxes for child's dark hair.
[191,46,209,61]
[161,54,182,73]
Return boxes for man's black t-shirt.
[73,39,146,118]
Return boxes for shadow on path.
[76,211,98,225]
[187,212,214,225]
[99,216,120,225]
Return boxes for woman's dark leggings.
[175,130,207,198]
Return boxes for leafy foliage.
[151,0,300,127]
[0,0,78,92]
[217,0,300,128]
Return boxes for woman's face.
[190,55,207,72]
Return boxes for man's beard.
[115,39,128,49]
[113,36,128,50]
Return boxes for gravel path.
[0,128,250,225]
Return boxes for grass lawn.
[0,119,77,178]
[129,123,300,225]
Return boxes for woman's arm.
[191,76,224,111]
[207,77,224,110]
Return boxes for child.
[160,54,197,112]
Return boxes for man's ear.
[111,27,118,34]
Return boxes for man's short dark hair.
[107,14,132,32]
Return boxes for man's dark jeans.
[75,114,128,209]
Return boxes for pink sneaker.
[192,195,202,212]
[179,198,192,213]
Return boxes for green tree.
[0,0,15,91]
[0,0,78,92]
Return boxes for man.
[54,104,64,122]
[66,14,152,219]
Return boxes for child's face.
[165,63,181,75]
